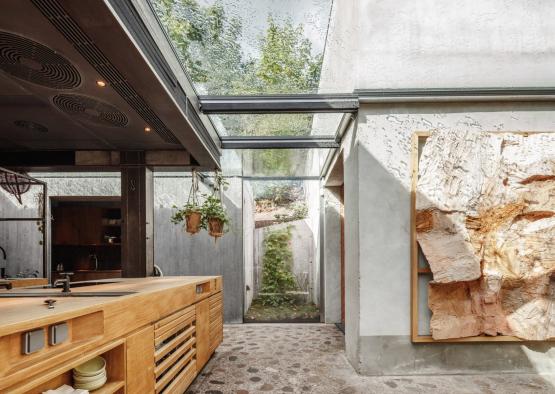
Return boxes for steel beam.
[356,87,555,103]
[199,94,358,114]
[219,136,339,149]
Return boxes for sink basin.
[0,291,136,298]
[37,281,120,289]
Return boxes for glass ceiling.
[210,113,341,137]
[150,0,334,96]
[149,0,343,177]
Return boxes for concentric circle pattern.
[53,94,128,128]
[52,94,128,127]
[14,120,48,133]
[0,31,81,89]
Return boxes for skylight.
[149,0,333,96]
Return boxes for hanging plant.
[170,169,203,235]
[201,170,230,240]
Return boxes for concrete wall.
[339,103,555,375]
[322,187,341,324]
[0,184,45,277]
[320,0,555,91]
[153,175,245,323]
[320,0,555,376]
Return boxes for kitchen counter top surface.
[0,276,218,337]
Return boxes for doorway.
[50,196,122,283]
[243,179,321,323]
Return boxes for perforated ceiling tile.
[0,31,81,89]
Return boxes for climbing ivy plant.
[259,226,297,306]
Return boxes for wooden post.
[121,152,154,277]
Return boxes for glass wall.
[243,179,320,322]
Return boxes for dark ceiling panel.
[0,0,218,167]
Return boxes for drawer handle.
[196,284,203,294]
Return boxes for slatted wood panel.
[209,292,223,353]
[154,306,197,394]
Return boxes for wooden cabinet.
[52,206,105,246]
[153,305,197,393]
[0,278,223,394]
[127,326,155,394]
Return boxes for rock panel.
[417,131,554,340]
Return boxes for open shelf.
[91,380,125,394]
[20,340,125,394]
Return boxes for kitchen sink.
[0,291,136,298]
[37,281,120,289]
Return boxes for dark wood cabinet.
[52,206,105,245]
[51,199,122,280]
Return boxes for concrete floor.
[187,324,554,394]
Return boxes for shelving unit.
[51,198,122,282]
[17,340,125,394]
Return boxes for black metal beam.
[220,136,339,149]
[356,87,555,102]
[199,94,359,114]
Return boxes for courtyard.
[188,324,554,394]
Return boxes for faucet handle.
[59,272,74,281]
[44,299,56,309]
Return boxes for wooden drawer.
[208,292,223,353]
[154,306,197,394]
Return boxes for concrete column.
[323,187,342,323]
[121,152,154,277]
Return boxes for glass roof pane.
[210,113,341,136]
[150,0,333,95]
[240,148,328,177]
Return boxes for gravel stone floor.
[187,324,554,394]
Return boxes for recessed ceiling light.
[144,126,152,133]
[96,80,106,87]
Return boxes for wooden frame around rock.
[410,131,554,343]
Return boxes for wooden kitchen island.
[0,277,223,394]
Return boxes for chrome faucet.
[0,246,6,261]
[53,272,73,293]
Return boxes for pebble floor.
[186,324,554,394]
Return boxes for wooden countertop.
[0,276,219,338]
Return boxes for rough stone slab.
[417,131,555,340]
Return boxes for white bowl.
[74,374,107,391]
[74,370,106,383]
[74,356,106,377]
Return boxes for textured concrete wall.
[340,103,555,375]
[153,175,245,323]
[320,0,555,376]
[322,187,341,324]
[320,0,555,91]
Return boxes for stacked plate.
[73,356,107,391]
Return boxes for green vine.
[259,226,297,306]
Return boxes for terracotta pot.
[185,212,202,234]
[208,218,224,238]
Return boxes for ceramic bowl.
[73,370,106,383]
[74,374,107,391]
[73,356,106,377]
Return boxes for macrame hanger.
[187,168,199,206]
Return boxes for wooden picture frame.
[410,131,554,343]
